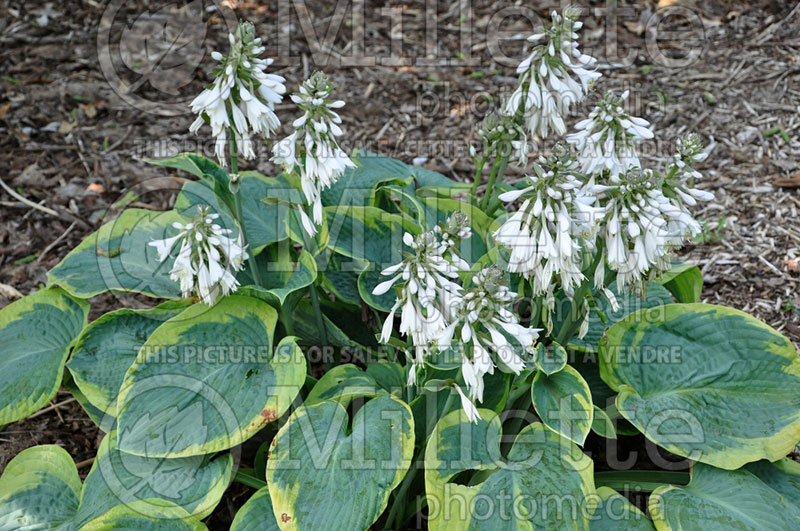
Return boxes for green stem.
[479,155,502,209]
[385,457,418,530]
[229,129,239,175]
[233,469,267,490]
[506,375,532,406]
[470,154,488,204]
[555,249,604,345]
[234,192,263,287]
[437,386,457,432]
[228,128,262,288]
[502,382,534,448]
[279,306,295,336]
[480,152,509,210]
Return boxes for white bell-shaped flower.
[149,206,248,305]
[189,22,285,166]
[494,147,600,299]
[502,6,600,139]
[436,267,541,415]
[271,72,356,229]
[566,90,653,180]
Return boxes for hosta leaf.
[321,303,381,350]
[235,172,299,251]
[378,184,427,224]
[571,351,616,410]
[365,361,406,397]
[321,151,411,207]
[267,395,414,530]
[407,164,460,188]
[599,303,800,469]
[67,301,188,418]
[533,342,568,375]
[317,251,368,307]
[74,432,232,524]
[63,371,106,427]
[324,205,420,310]
[743,458,800,505]
[117,296,305,457]
[237,247,317,306]
[0,445,82,529]
[570,281,673,352]
[658,263,703,303]
[48,208,186,298]
[291,299,364,350]
[531,364,594,445]
[79,499,206,530]
[304,364,385,406]
[0,287,88,424]
[649,463,800,530]
[150,153,236,223]
[425,409,595,530]
[409,368,511,442]
[176,173,299,254]
[591,406,617,440]
[230,487,280,531]
[591,487,654,530]
[0,445,208,530]
[358,269,398,311]
[148,152,227,185]
[325,205,420,268]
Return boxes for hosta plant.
[2,10,799,531]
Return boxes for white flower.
[374,226,472,379]
[374,231,465,347]
[567,90,653,180]
[437,267,541,404]
[272,72,355,226]
[454,384,480,423]
[149,206,249,305]
[433,212,472,271]
[190,22,285,166]
[494,148,599,299]
[502,6,600,139]
[294,204,318,238]
[577,300,591,339]
[601,167,705,290]
[666,133,715,205]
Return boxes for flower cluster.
[373,230,466,354]
[438,267,541,420]
[272,72,355,228]
[566,90,653,179]
[600,162,711,290]
[496,63,712,296]
[149,206,248,305]
[433,211,471,270]
[664,133,715,206]
[374,214,544,422]
[477,111,530,166]
[502,6,600,139]
[372,215,471,382]
[189,22,286,166]
[494,147,598,302]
